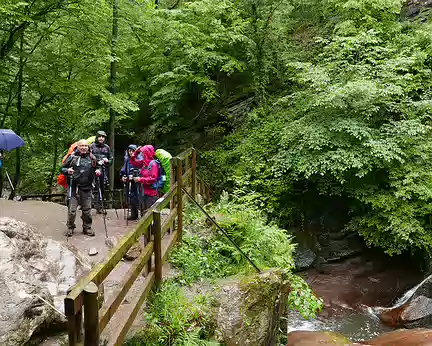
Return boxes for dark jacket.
[90,142,113,166]
[120,151,143,177]
[60,152,99,191]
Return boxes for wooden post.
[66,290,82,345]
[170,157,176,215]
[191,148,196,201]
[205,184,210,203]
[176,157,183,241]
[83,282,99,346]
[146,226,152,274]
[153,210,162,287]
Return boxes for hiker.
[120,144,141,220]
[90,130,112,213]
[131,145,159,211]
[60,139,101,237]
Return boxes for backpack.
[154,149,172,193]
[148,159,166,192]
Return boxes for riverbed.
[288,253,424,341]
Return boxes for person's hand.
[67,168,74,175]
[133,176,141,183]
[122,176,127,182]
[103,157,108,164]
[95,169,101,177]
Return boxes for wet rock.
[294,248,316,271]
[0,217,89,345]
[363,328,432,345]
[287,331,354,345]
[380,295,432,328]
[213,270,289,346]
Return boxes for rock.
[0,217,89,345]
[213,269,290,346]
[287,331,355,345]
[88,247,98,256]
[380,295,432,328]
[124,241,142,261]
[363,328,432,345]
[294,248,316,271]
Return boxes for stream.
[287,254,426,341]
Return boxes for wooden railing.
[64,147,211,346]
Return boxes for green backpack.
[155,149,172,193]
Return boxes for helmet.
[96,130,107,137]
[127,144,137,151]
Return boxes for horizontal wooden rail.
[108,272,155,346]
[99,241,154,332]
[177,148,192,161]
[65,213,153,315]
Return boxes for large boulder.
[213,270,290,346]
[0,217,88,345]
[380,275,432,328]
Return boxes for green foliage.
[171,192,296,284]
[124,280,216,346]
[207,0,432,256]
[171,193,323,319]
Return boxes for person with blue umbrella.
[0,129,25,198]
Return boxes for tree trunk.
[109,0,118,195]
[9,32,24,200]
[46,140,58,194]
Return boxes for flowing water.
[287,254,426,342]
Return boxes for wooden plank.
[99,241,154,332]
[83,282,99,346]
[162,230,179,264]
[65,212,153,315]
[177,148,192,161]
[107,272,155,346]
[152,182,178,211]
[153,211,162,287]
[161,207,177,237]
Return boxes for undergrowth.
[124,280,217,346]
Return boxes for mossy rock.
[212,269,289,346]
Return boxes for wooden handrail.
[64,147,211,346]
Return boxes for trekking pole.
[97,175,108,238]
[126,175,132,225]
[121,180,126,220]
[66,176,73,243]
[182,187,261,273]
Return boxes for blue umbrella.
[0,129,25,151]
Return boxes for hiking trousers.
[67,188,92,230]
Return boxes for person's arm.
[60,155,73,175]
[107,145,113,166]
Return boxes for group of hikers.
[60,130,171,237]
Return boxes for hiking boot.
[65,228,74,237]
[83,228,95,236]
